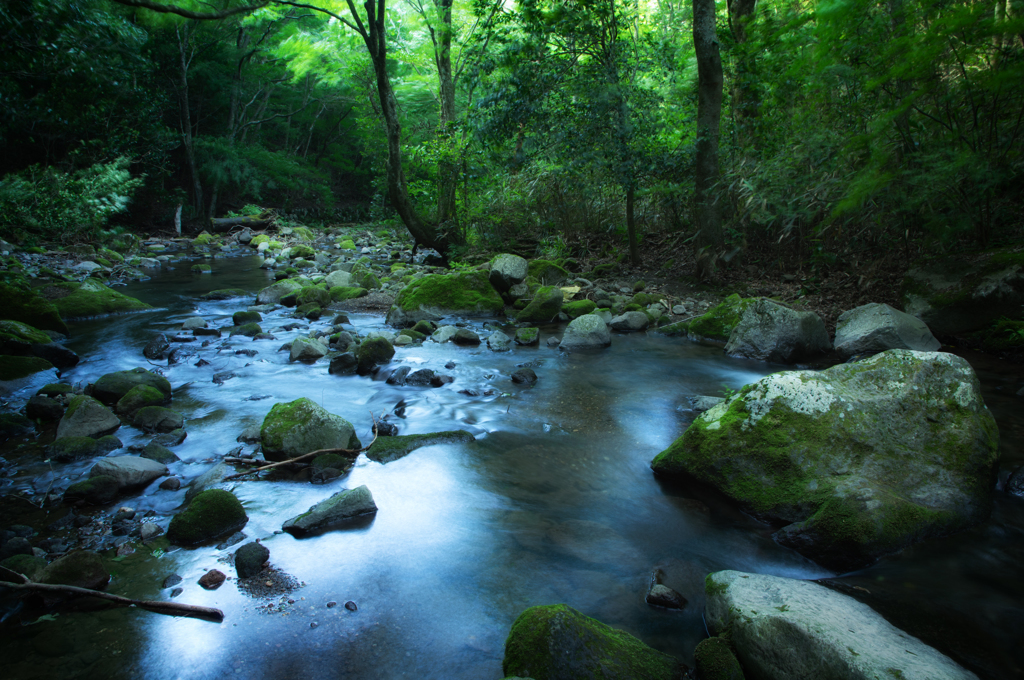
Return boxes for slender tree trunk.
[693,0,724,252]
[176,24,203,216]
[435,0,458,231]
[626,184,639,265]
[728,0,759,148]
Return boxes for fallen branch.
[0,571,224,623]
[224,412,379,481]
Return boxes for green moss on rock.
[233,310,263,325]
[517,286,564,323]
[562,299,597,318]
[357,336,395,375]
[688,294,751,342]
[0,282,69,336]
[167,489,248,546]
[115,384,167,416]
[367,430,475,464]
[527,260,570,285]
[693,637,745,680]
[502,603,680,680]
[64,475,119,505]
[296,285,330,308]
[92,368,172,405]
[230,322,262,337]
[329,286,369,302]
[45,279,151,320]
[0,320,51,353]
[260,397,361,461]
[0,355,54,381]
[389,271,503,319]
[1,554,47,581]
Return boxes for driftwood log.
[208,216,273,233]
[0,569,224,623]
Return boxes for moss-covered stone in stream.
[562,299,597,319]
[366,430,475,464]
[329,286,368,302]
[0,282,69,336]
[656,320,690,336]
[190,264,212,274]
[398,329,426,342]
[43,278,151,320]
[1,554,47,581]
[350,262,381,290]
[0,320,51,354]
[233,310,262,325]
[338,239,357,250]
[39,550,109,590]
[687,294,752,342]
[230,322,262,337]
[115,384,168,415]
[167,489,248,546]
[48,436,99,462]
[289,244,315,259]
[200,288,248,300]
[386,270,503,327]
[515,327,540,345]
[357,336,395,375]
[516,286,564,323]
[0,355,54,381]
[650,350,999,571]
[63,475,119,505]
[411,320,437,335]
[693,637,745,680]
[260,397,361,461]
[92,367,172,405]
[502,603,680,680]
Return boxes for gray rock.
[92,368,172,405]
[324,270,353,288]
[487,330,511,351]
[560,314,611,350]
[688,395,725,413]
[56,396,120,439]
[489,253,529,293]
[507,282,529,301]
[141,441,179,464]
[256,279,304,304]
[835,302,941,359]
[261,398,360,462]
[724,298,831,363]
[89,456,167,490]
[185,462,232,502]
[282,485,378,536]
[328,353,358,375]
[1006,465,1024,499]
[511,368,537,385]
[646,583,685,610]
[705,570,978,680]
[234,541,270,579]
[609,311,650,332]
[139,522,163,541]
[181,316,207,331]
[652,350,999,570]
[453,329,480,345]
[143,334,170,360]
[290,336,327,362]
[431,325,459,343]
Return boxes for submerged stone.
[282,485,377,536]
[366,430,475,464]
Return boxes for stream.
[2,251,1023,679]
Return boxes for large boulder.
[516,286,564,323]
[687,294,752,342]
[0,282,69,336]
[256,278,304,304]
[527,260,570,285]
[290,336,327,362]
[133,405,184,433]
[705,570,977,680]
[39,550,109,590]
[901,246,1024,336]
[44,279,151,320]
[0,355,55,384]
[0,320,50,355]
[385,271,504,327]
[260,398,361,462]
[167,489,248,546]
[324,270,353,288]
[115,384,168,416]
[724,298,831,363]
[560,314,611,351]
[89,456,167,490]
[357,336,395,375]
[56,395,120,439]
[834,302,941,359]
[610,311,650,332]
[282,485,377,536]
[502,604,680,680]
[489,254,529,293]
[92,368,172,405]
[651,350,999,570]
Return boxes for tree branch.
[110,0,270,20]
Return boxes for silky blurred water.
[1,253,1021,679]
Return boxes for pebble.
[199,569,227,590]
[163,574,183,588]
[170,588,183,598]
[345,601,358,611]
[326,601,337,608]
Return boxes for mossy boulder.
[656,320,690,337]
[192,232,216,246]
[502,604,680,680]
[191,264,212,274]
[39,550,109,590]
[338,239,357,250]
[233,310,262,325]
[366,430,475,464]
[527,260,570,286]
[261,398,361,462]
[489,253,529,293]
[63,475,119,505]
[1,554,47,581]
[92,368,172,405]
[411,320,437,335]
[515,327,540,346]
[687,294,752,342]
[230,322,262,337]
[256,278,304,304]
[0,282,69,336]
[48,436,99,462]
[651,350,999,571]
[56,395,119,439]
[562,299,597,319]
[289,244,316,259]
[356,336,395,375]
[901,245,1024,336]
[0,320,51,355]
[723,298,831,363]
[330,286,369,302]
[386,270,504,327]
[115,384,168,416]
[44,278,151,320]
[200,288,248,300]
[517,286,564,323]
[0,355,54,382]
[296,285,331,308]
[133,405,184,433]
[350,262,381,290]
[693,637,744,680]
[167,489,248,546]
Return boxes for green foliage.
[0,158,143,243]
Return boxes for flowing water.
[1,253,1022,679]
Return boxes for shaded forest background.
[1,0,1022,275]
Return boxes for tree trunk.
[359,1,451,256]
[693,0,724,252]
[176,24,203,216]
[435,0,458,231]
[728,0,759,147]
[626,185,639,265]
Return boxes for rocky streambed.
[0,231,1022,680]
